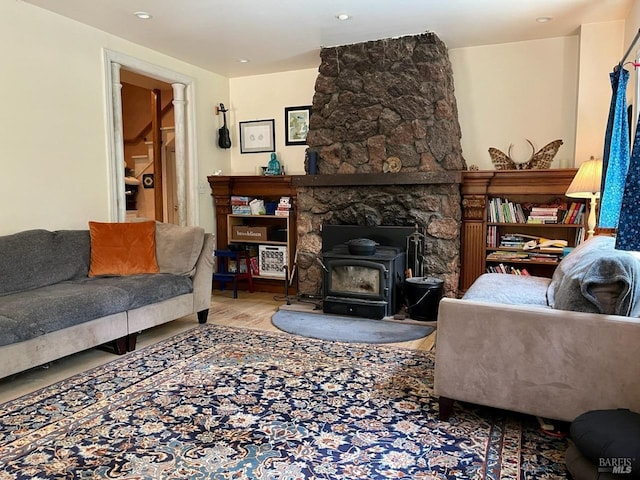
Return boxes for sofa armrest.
[434,297,640,422]
[191,233,215,313]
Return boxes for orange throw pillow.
[88,221,159,277]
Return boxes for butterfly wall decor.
[489,139,563,170]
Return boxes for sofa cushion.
[88,221,159,277]
[462,273,551,306]
[0,230,90,296]
[155,222,205,276]
[547,236,640,316]
[80,274,193,310]
[0,282,130,347]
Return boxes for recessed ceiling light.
[134,11,152,20]
[336,13,350,21]
[536,16,552,23]
[238,59,250,64]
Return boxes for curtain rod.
[618,28,640,69]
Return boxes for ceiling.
[24,0,633,78]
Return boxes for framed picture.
[284,105,311,146]
[239,119,276,154]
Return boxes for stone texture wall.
[296,182,462,298]
[306,33,465,174]
[296,33,466,299]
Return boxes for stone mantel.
[291,171,461,187]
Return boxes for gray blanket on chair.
[547,236,640,316]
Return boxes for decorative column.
[111,62,126,222]
[172,83,187,226]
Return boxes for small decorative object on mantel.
[305,150,319,175]
[383,156,402,173]
[489,139,563,170]
[265,152,282,175]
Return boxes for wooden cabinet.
[459,169,586,293]
[207,175,297,293]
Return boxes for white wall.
[450,37,579,170]
[229,69,318,175]
[575,21,625,167]
[0,1,229,235]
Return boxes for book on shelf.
[486,251,530,261]
[231,206,252,214]
[487,197,526,223]
[274,196,292,216]
[487,225,498,248]
[489,198,568,224]
[568,203,585,225]
[248,256,259,276]
[527,216,558,224]
[562,202,577,223]
[529,206,558,214]
[499,233,529,249]
[231,195,251,206]
[485,263,532,275]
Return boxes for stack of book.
[526,206,558,224]
[499,234,530,249]
[487,250,563,263]
[275,196,292,216]
[231,196,252,214]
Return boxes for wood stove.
[321,226,413,319]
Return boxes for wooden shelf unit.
[460,169,586,293]
[207,175,297,294]
[227,213,293,280]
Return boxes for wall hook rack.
[214,103,229,115]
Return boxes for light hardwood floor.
[0,291,436,404]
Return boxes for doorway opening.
[121,71,176,222]
[103,49,198,226]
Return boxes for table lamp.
[565,157,603,238]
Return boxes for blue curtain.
[616,111,640,251]
[599,67,630,229]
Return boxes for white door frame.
[103,49,198,226]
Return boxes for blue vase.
[306,151,318,175]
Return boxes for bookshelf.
[207,175,297,293]
[460,169,587,293]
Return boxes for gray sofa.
[0,223,214,379]
[434,235,640,422]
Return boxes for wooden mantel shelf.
[291,171,461,187]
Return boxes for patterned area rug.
[0,325,567,479]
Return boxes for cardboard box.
[231,226,268,241]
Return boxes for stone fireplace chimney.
[307,32,465,174]
[294,33,466,299]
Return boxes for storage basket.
[258,245,287,278]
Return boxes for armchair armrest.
[192,233,215,314]
[434,298,640,421]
